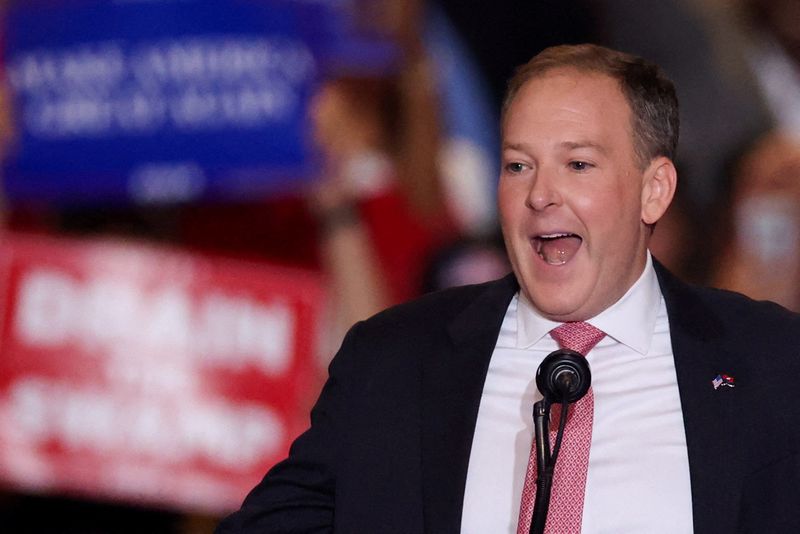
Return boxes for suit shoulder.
[695,284,800,325]
[325,275,515,399]
[656,258,800,334]
[678,283,800,349]
[356,274,516,335]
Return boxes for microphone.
[529,349,592,534]
[536,349,592,404]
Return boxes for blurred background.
[0,0,798,532]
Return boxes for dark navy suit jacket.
[217,262,800,533]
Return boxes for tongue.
[539,236,582,265]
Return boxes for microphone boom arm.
[529,349,592,534]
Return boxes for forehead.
[503,68,634,146]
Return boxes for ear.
[641,157,677,225]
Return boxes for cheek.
[577,190,640,243]
[497,182,525,225]
[571,190,616,228]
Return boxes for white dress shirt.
[461,254,693,533]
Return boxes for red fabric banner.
[0,232,326,513]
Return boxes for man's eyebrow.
[559,140,608,154]
[502,142,530,152]
[502,141,610,154]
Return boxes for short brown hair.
[502,44,679,169]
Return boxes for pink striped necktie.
[516,322,605,534]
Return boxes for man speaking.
[217,44,800,533]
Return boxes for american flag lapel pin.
[712,373,735,390]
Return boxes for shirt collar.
[516,252,661,355]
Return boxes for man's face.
[499,68,662,321]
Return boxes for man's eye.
[569,161,592,171]
[506,162,526,173]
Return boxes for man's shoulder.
[336,274,517,352]
[661,270,800,350]
[681,281,799,326]
[328,274,516,382]
[656,260,800,331]
[362,273,517,332]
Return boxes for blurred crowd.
[2,0,800,531]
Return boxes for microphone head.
[536,349,592,403]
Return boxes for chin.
[538,306,588,323]
[523,287,589,321]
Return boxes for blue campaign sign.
[2,0,341,205]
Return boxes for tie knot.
[551,322,605,355]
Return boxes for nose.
[525,168,560,211]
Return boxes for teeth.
[539,233,572,239]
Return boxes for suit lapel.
[421,275,517,534]
[656,263,750,532]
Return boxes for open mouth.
[533,233,583,265]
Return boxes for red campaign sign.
[0,232,327,514]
